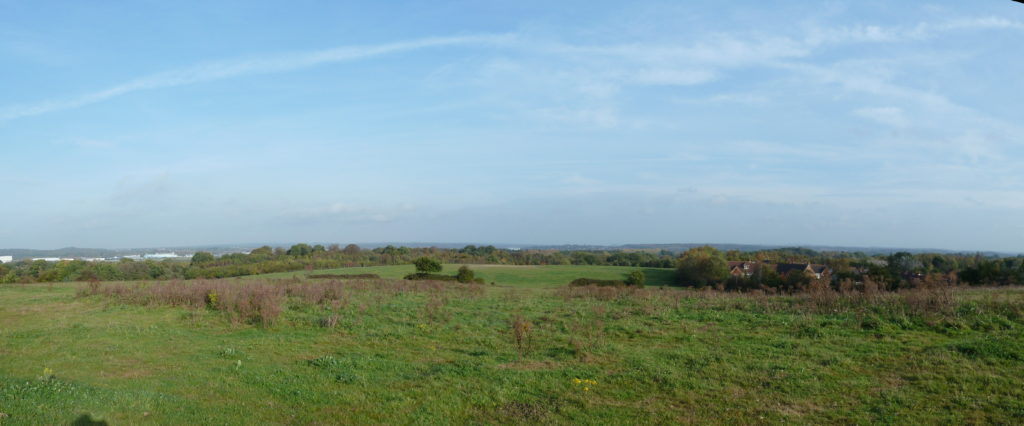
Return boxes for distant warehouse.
[0,255,12,263]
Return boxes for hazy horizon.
[3,1,1023,252]
[2,240,1019,256]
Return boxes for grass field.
[1,271,1023,424]
[258,264,677,288]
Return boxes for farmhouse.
[728,261,759,276]
[775,263,830,280]
[728,261,831,280]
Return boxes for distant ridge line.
[2,242,1018,260]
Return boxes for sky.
[1,1,1023,252]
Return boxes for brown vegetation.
[77,278,485,326]
[555,279,1024,328]
[511,315,534,357]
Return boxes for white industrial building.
[144,252,183,259]
[0,255,12,263]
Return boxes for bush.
[456,266,476,283]
[511,315,534,357]
[625,270,646,287]
[413,257,443,274]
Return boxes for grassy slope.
[1,281,1022,424]
[257,264,677,288]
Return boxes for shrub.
[456,266,476,283]
[511,315,534,357]
[413,257,442,274]
[625,270,646,287]
[205,290,219,309]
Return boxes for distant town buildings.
[0,255,12,263]
[144,252,187,259]
[14,253,193,263]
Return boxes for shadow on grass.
[71,414,108,426]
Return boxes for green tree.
[191,252,215,266]
[887,252,922,276]
[413,257,442,274]
[676,246,729,288]
[751,265,782,289]
[287,244,313,256]
[250,246,273,257]
[782,270,812,292]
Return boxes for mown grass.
[256,264,677,288]
[1,280,1022,425]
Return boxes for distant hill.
[0,247,127,260]
[2,242,1017,261]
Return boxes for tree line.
[1,243,1022,287]
[674,246,1024,291]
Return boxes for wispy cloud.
[4,15,1020,124]
[854,106,909,128]
[804,16,1024,45]
[0,34,512,122]
[284,202,417,224]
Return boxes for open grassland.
[1,277,1023,425]
[257,264,678,288]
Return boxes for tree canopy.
[676,246,729,288]
[413,257,443,274]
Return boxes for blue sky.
[1,1,1023,252]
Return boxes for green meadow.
[1,265,1022,424]
[258,264,678,288]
